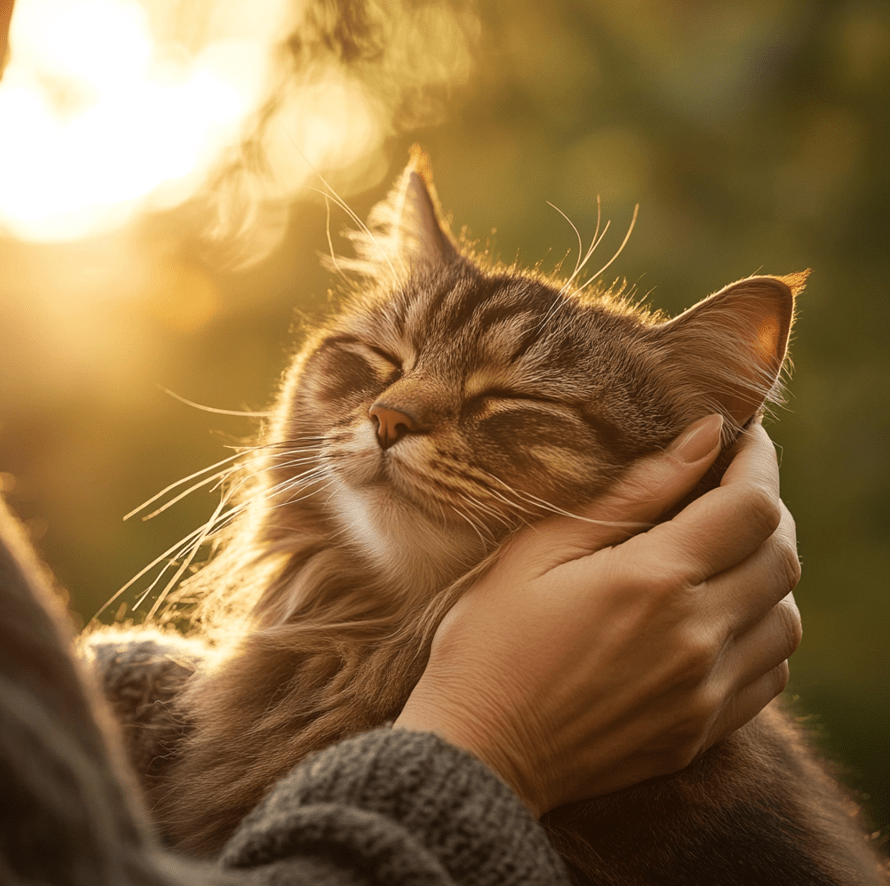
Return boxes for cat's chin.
[327,479,487,600]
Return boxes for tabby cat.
[130,150,885,885]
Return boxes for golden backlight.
[0,0,377,242]
[0,0,477,248]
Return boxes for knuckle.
[782,545,802,593]
[623,564,682,604]
[675,630,718,680]
[738,483,782,538]
[779,604,803,656]
[769,660,791,697]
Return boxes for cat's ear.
[340,146,458,278]
[652,272,807,430]
[391,147,459,266]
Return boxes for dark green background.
[1,0,887,835]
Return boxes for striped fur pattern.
[144,151,886,884]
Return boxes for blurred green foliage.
[0,0,887,834]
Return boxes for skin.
[395,415,802,818]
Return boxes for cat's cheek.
[324,422,386,487]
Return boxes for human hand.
[394,415,802,817]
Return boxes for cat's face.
[286,264,674,588]
[265,152,800,596]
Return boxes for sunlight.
[0,0,285,241]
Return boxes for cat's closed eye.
[362,344,402,373]
[467,388,558,407]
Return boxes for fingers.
[621,424,792,597]
[503,414,725,576]
[717,590,802,690]
[688,498,800,636]
[704,662,790,749]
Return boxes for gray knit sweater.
[84,633,572,886]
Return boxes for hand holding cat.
[394,416,802,818]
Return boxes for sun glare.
[0,0,286,241]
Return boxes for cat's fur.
[124,150,885,884]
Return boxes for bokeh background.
[1,0,887,834]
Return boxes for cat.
[103,148,886,885]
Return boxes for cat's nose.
[368,403,422,450]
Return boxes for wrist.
[394,688,547,818]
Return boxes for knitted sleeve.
[80,628,206,787]
[82,633,571,886]
[219,726,572,886]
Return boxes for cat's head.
[266,150,804,599]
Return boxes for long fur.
[104,153,886,884]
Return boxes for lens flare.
[0,0,284,241]
[0,0,477,248]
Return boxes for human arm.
[395,415,802,817]
[0,495,570,886]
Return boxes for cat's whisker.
[450,506,490,550]
[122,439,321,524]
[267,474,329,507]
[94,500,244,621]
[455,489,513,535]
[509,486,650,532]
[573,203,639,296]
[160,387,274,418]
[142,488,244,619]
[546,200,585,282]
[304,183,403,288]
[137,468,242,521]
[463,468,542,519]
[123,450,257,521]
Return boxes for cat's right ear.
[651,272,807,432]
[341,146,459,279]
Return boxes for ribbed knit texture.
[86,631,571,886]
[83,630,204,784]
[221,727,570,886]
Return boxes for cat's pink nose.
[368,403,421,450]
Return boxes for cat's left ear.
[652,272,808,429]
[393,147,459,266]
[344,146,458,277]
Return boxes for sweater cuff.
[220,727,570,886]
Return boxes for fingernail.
[667,414,724,463]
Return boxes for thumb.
[505,413,725,576]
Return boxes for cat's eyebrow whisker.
[304,183,402,288]
[285,128,402,287]
[559,196,610,297]
[547,201,584,282]
[323,195,344,279]
[574,203,639,297]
